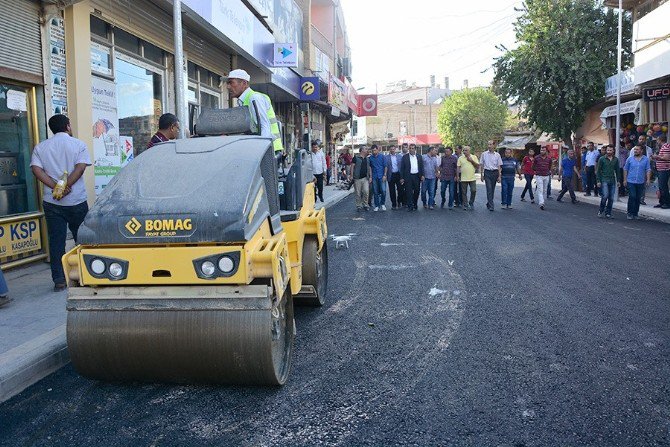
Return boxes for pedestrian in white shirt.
[311,140,327,203]
[30,114,91,291]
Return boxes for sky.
[339,0,524,94]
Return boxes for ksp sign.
[0,218,41,259]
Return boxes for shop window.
[143,42,164,65]
[0,83,38,217]
[114,29,140,55]
[90,15,110,40]
[187,85,197,104]
[115,57,163,154]
[201,90,219,110]
[185,62,225,133]
[187,61,197,81]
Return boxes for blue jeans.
[501,176,515,206]
[43,200,89,284]
[372,177,386,207]
[440,179,455,207]
[0,268,7,296]
[599,181,615,214]
[627,183,644,216]
[421,178,436,207]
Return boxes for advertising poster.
[48,16,68,116]
[92,76,121,194]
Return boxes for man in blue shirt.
[500,149,521,209]
[557,148,581,204]
[421,146,440,209]
[385,145,403,210]
[623,144,651,219]
[369,144,387,211]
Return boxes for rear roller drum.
[66,285,295,385]
[296,236,328,306]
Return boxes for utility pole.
[173,0,187,139]
[615,0,623,201]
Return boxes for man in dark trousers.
[400,143,424,211]
[385,145,403,210]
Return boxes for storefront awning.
[600,100,641,128]
[398,134,442,145]
[497,134,537,150]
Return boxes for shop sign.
[358,95,378,117]
[299,77,319,101]
[272,43,297,67]
[644,86,670,102]
[328,76,346,113]
[344,79,359,114]
[184,0,254,55]
[0,218,41,259]
[605,68,635,97]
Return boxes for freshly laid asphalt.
[1,184,669,446]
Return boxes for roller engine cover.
[78,136,283,245]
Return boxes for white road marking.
[368,264,414,270]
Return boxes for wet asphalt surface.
[1,184,670,447]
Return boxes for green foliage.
[493,0,632,145]
[437,88,507,151]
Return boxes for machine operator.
[225,69,284,153]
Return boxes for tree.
[492,0,632,147]
[437,88,507,151]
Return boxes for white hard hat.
[225,69,250,82]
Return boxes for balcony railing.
[311,25,334,56]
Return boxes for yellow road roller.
[62,111,328,385]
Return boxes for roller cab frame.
[62,136,327,385]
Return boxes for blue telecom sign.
[272,43,297,67]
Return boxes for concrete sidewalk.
[0,185,351,403]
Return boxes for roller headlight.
[90,258,106,275]
[108,262,124,278]
[83,254,129,280]
[193,252,241,279]
[218,256,235,273]
[201,261,216,277]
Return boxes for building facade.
[601,0,669,146]
[0,0,357,268]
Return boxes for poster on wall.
[48,15,68,117]
[92,76,122,195]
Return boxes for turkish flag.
[358,95,378,117]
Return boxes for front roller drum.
[66,285,294,385]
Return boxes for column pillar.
[64,1,95,205]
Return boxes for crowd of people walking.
[331,137,670,220]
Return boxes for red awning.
[398,134,442,145]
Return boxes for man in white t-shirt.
[31,114,91,291]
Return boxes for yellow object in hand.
[52,171,68,200]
